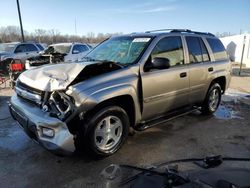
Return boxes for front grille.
[16,81,43,95]
[16,80,44,104]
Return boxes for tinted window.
[186,37,203,63]
[36,43,44,51]
[25,44,38,52]
[79,45,89,52]
[15,44,38,53]
[186,36,210,63]
[72,45,89,53]
[151,36,184,67]
[15,44,26,53]
[206,38,228,61]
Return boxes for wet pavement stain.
[214,91,250,120]
[214,105,243,120]
[214,105,232,120]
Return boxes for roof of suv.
[51,42,88,46]
[117,29,216,38]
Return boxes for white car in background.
[25,42,92,69]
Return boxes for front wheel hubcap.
[94,116,123,151]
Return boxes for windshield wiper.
[95,59,125,68]
[81,56,97,62]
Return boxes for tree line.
[0,26,122,44]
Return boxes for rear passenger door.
[185,36,213,104]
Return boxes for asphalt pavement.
[0,76,250,188]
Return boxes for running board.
[135,107,199,131]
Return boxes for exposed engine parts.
[46,91,75,121]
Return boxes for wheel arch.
[84,94,137,128]
[209,76,226,94]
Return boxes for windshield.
[0,43,16,52]
[85,36,152,65]
[44,44,71,54]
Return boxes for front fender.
[68,83,141,124]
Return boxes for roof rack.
[145,29,215,36]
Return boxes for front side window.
[206,38,228,61]
[73,45,89,53]
[85,36,152,65]
[14,44,26,53]
[79,45,89,52]
[25,44,38,52]
[151,36,184,67]
[72,45,81,53]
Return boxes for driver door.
[141,36,190,120]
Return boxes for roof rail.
[145,29,174,33]
[145,29,215,36]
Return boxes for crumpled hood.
[18,62,94,91]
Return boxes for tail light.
[10,61,25,71]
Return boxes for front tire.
[77,106,130,158]
[201,83,222,115]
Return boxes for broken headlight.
[48,91,75,120]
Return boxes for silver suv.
[9,29,231,157]
[0,42,44,62]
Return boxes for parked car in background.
[0,42,44,62]
[25,42,92,69]
[9,29,231,157]
[0,42,44,75]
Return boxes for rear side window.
[206,38,228,61]
[186,36,210,63]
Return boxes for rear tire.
[76,106,130,158]
[201,83,222,115]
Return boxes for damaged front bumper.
[9,94,75,155]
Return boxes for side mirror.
[72,50,80,54]
[145,57,170,71]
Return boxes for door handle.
[180,72,187,78]
[208,67,213,72]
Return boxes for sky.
[0,0,249,36]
